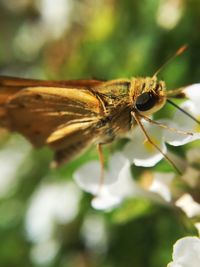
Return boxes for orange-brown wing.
[0,84,105,165]
[0,75,104,89]
[0,76,104,127]
[49,120,101,167]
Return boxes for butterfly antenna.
[153,44,188,77]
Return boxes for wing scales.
[3,86,102,147]
[0,78,106,165]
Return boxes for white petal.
[163,102,200,146]
[81,214,107,250]
[167,263,182,267]
[91,190,121,210]
[107,152,130,182]
[149,172,174,202]
[175,194,200,218]
[123,123,166,167]
[133,150,165,167]
[173,101,199,125]
[0,136,31,197]
[164,127,200,146]
[74,161,108,194]
[25,182,81,243]
[74,153,129,196]
[38,0,72,38]
[168,237,200,267]
[74,153,134,210]
[165,132,200,146]
[184,83,200,106]
[30,240,59,266]
[108,160,139,197]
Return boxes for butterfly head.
[133,76,166,115]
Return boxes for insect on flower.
[0,45,199,183]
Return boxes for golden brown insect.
[0,46,198,174]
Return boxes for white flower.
[165,84,200,145]
[0,136,31,197]
[123,121,167,167]
[175,194,200,218]
[81,214,107,251]
[74,152,175,210]
[164,102,200,146]
[74,153,138,210]
[25,181,81,243]
[157,0,183,30]
[167,236,200,267]
[30,240,59,266]
[149,172,174,202]
[184,83,200,106]
[37,0,72,38]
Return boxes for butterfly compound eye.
[135,92,157,111]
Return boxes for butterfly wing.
[0,76,104,89]
[0,77,106,165]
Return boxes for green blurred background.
[0,0,199,266]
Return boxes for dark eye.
[135,92,157,111]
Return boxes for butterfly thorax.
[94,76,167,143]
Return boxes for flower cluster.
[73,84,200,267]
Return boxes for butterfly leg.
[96,143,105,196]
[132,111,182,174]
